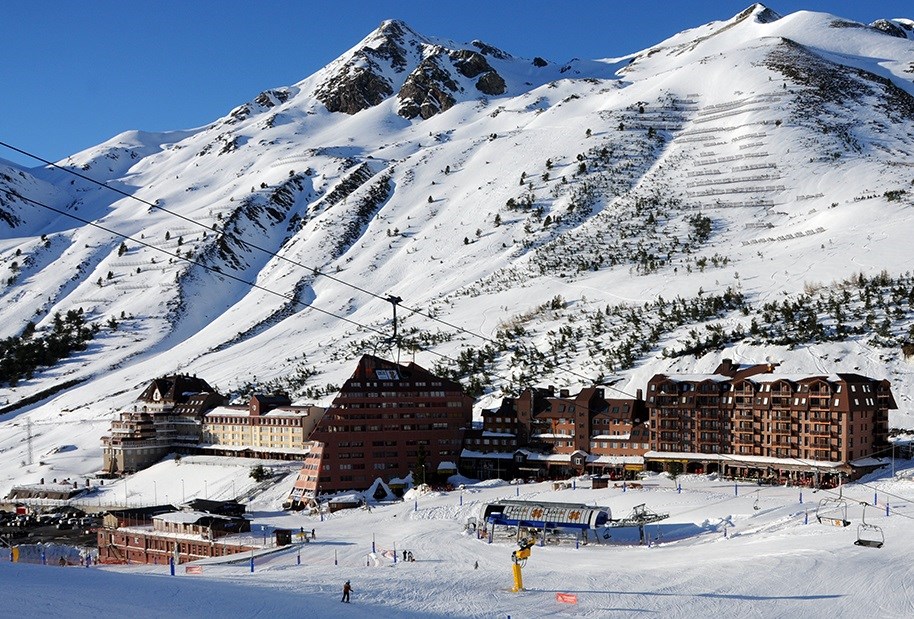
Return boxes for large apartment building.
[101,375,223,475]
[460,386,649,480]
[645,359,896,482]
[201,394,324,459]
[287,355,473,508]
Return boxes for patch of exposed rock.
[870,19,909,39]
[317,67,394,115]
[398,54,459,119]
[315,20,413,115]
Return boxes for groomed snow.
[4,465,914,617]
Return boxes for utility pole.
[26,418,34,466]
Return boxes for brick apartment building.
[645,359,896,483]
[287,355,473,508]
[460,386,649,480]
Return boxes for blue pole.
[414,499,418,512]
[460,494,463,506]
[572,480,576,490]
[170,557,175,576]
[372,534,376,554]
[622,481,626,493]
[297,551,301,565]
[516,486,519,497]
[886,502,890,517]
[734,483,738,496]
[804,511,808,525]
[394,542,397,564]
[41,551,46,565]
[334,550,338,566]
[320,511,324,522]
[250,556,254,573]
[677,484,681,494]
[874,492,878,506]
[799,491,803,504]
[575,536,579,549]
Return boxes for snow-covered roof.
[263,407,314,417]
[437,461,457,470]
[644,451,844,468]
[482,431,515,437]
[154,510,234,524]
[205,406,250,418]
[587,455,643,465]
[328,493,363,504]
[662,374,732,383]
[591,434,631,440]
[745,373,840,384]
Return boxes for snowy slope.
[2,3,914,492]
[5,467,914,617]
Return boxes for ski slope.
[4,465,914,618]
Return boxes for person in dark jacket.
[341,580,352,603]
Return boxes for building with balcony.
[101,375,223,475]
[460,386,648,480]
[201,394,324,459]
[644,359,896,483]
[286,355,473,509]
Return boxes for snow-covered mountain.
[3,4,914,489]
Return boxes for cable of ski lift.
[0,141,499,345]
[6,188,611,397]
[0,140,639,398]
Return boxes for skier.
[312,528,316,540]
[341,580,352,603]
[474,560,478,570]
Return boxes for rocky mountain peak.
[314,20,511,120]
[735,3,781,24]
[870,18,913,39]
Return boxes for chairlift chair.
[815,486,850,527]
[854,503,884,549]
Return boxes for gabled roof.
[137,375,218,404]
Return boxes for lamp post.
[204,479,208,499]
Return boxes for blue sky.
[0,1,909,168]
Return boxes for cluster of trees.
[665,270,914,357]
[434,288,747,396]
[0,310,99,387]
